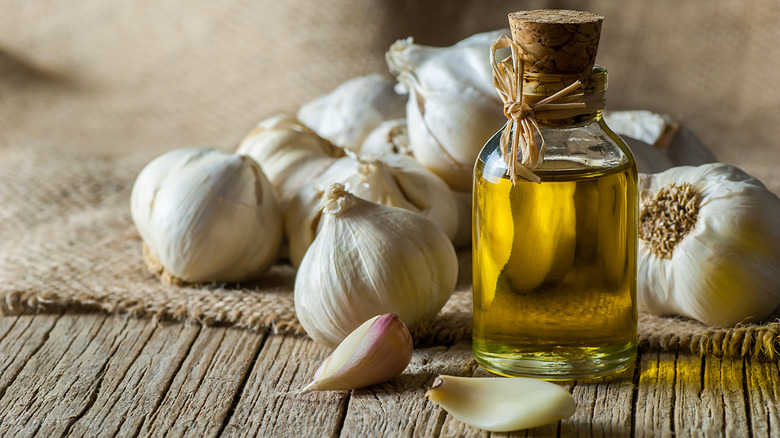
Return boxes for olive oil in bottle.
[472,10,638,380]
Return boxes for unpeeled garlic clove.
[425,375,576,432]
[301,313,413,393]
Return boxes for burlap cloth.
[2,0,779,358]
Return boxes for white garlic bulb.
[294,184,458,348]
[621,135,674,174]
[638,163,780,327]
[131,147,282,284]
[359,118,411,157]
[603,110,717,167]
[297,74,407,152]
[284,153,458,266]
[387,30,507,191]
[236,114,343,206]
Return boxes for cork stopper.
[509,10,603,74]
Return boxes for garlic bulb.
[387,30,508,191]
[297,74,406,152]
[301,313,413,393]
[621,135,674,174]
[359,119,411,157]
[285,153,458,266]
[294,184,458,348]
[638,163,780,327]
[236,114,343,206]
[425,375,575,432]
[603,110,717,167]
[131,148,282,284]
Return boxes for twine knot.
[490,35,605,184]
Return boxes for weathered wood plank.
[745,357,780,437]
[221,334,348,437]
[0,313,62,401]
[633,351,676,437]
[343,343,476,437]
[66,318,201,437]
[562,371,635,437]
[0,313,113,436]
[137,325,268,437]
[709,356,749,438]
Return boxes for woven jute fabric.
[1,0,779,358]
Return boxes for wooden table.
[0,310,776,437]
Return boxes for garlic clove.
[425,375,576,432]
[301,313,413,393]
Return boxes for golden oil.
[472,120,638,380]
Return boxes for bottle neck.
[521,66,607,127]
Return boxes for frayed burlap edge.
[4,281,780,360]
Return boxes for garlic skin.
[236,114,343,206]
[638,163,780,327]
[285,153,458,266]
[301,314,413,393]
[131,148,282,283]
[425,375,576,432]
[297,74,406,152]
[603,110,717,167]
[387,30,508,191]
[294,184,458,347]
[359,119,411,157]
[621,135,674,174]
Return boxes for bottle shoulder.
[476,118,637,182]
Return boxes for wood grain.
[0,311,778,437]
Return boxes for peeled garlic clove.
[297,74,406,152]
[130,148,282,284]
[236,114,343,207]
[387,30,507,191]
[426,375,575,432]
[284,154,458,267]
[638,163,780,326]
[294,184,458,347]
[301,314,413,392]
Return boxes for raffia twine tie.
[490,35,606,184]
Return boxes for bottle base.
[473,342,637,381]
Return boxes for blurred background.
[1,0,777,190]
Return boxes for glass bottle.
[472,11,638,380]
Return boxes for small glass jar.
[471,66,638,380]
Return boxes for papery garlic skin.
[236,115,343,206]
[131,148,282,283]
[294,184,458,348]
[387,30,508,191]
[603,110,717,167]
[297,74,406,152]
[425,375,575,432]
[638,163,780,327]
[301,313,413,392]
[285,153,458,266]
[360,119,411,157]
[621,135,673,174]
